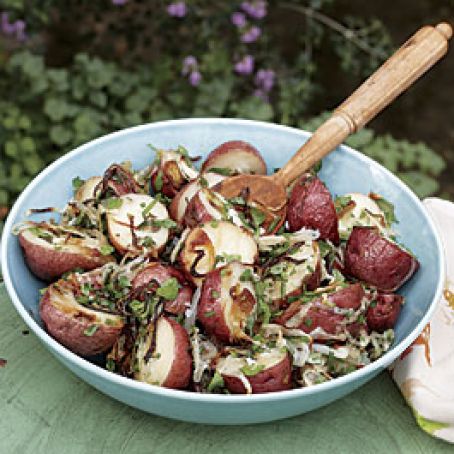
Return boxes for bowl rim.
[1,117,445,403]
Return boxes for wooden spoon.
[216,22,452,231]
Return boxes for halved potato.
[197,263,256,343]
[287,175,339,245]
[18,223,115,282]
[344,226,419,292]
[263,240,322,304]
[179,221,258,286]
[150,149,199,197]
[201,141,267,175]
[216,347,292,394]
[276,284,367,337]
[75,176,102,203]
[134,316,192,389]
[40,281,124,356]
[106,194,170,257]
[337,192,391,239]
[366,292,403,332]
[131,262,194,315]
[168,173,225,224]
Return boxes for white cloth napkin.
[391,198,454,443]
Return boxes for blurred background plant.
[0,0,452,231]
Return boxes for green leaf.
[50,125,73,146]
[72,176,85,190]
[156,277,180,301]
[83,324,99,337]
[207,371,225,392]
[104,198,123,210]
[250,207,266,228]
[100,245,115,256]
[231,96,274,121]
[398,171,439,198]
[373,195,397,225]
[241,363,265,376]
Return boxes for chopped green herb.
[199,176,208,188]
[228,196,246,206]
[240,268,253,282]
[209,167,233,176]
[369,300,377,308]
[215,253,242,265]
[207,371,225,392]
[84,324,99,337]
[334,195,352,214]
[267,216,280,233]
[72,176,84,191]
[100,244,114,256]
[250,207,266,228]
[105,198,123,210]
[373,195,398,225]
[154,170,164,191]
[304,317,313,328]
[318,241,331,258]
[210,290,220,299]
[151,219,177,229]
[118,275,131,288]
[204,310,216,318]
[141,236,155,247]
[142,199,159,217]
[210,220,219,228]
[106,358,116,372]
[39,287,48,295]
[28,227,52,241]
[156,277,180,301]
[241,363,265,376]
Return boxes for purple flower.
[255,69,275,92]
[189,71,202,86]
[167,1,187,18]
[234,55,255,75]
[241,1,267,20]
[254,88,269,102]
[182,55,197,75]
[112,0,128,5]
[1,12,27,41]
[231,11,247,28]
[241,25,261,43]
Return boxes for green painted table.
[0,284,450,454]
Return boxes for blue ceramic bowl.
[1,119,445,424]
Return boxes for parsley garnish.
[207,371,225,392]
[72,176,84,191]
[204,310,216,318]
[84,324,99,337]
[210,167,233,176]
[250,207,266,228]
[100,244,114,256]
[156,278,180,301]
[373,195,398,225]
[241,363,265,376]
[105,198,123,209]
[334,195,352,214]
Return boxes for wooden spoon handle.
[274,22,452,188]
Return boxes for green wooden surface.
[0,284,450,454]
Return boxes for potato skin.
[183,191,214,228]
[131,263,194,315]
[287,175,339,245]
[201,140,267,175]
[344,227,419,292]
[40,285,123,356]
[367,292,403,332]
[19,231,114,282]
[276,284,366,335]
[197,270,230,340]
[161,317,192,389]
[223,355,292,394]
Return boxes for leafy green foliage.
[0,0,447,216]
[300,113,446,198]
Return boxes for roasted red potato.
[150,149,199,197]
[287,175,339,245]
[40,281,124,356]
[98,164,141,197]
[264,240,322,305]
[75,176,102,203]
[183,188,223,228]
[135,316,192,389]
[106,194,171,257]
[201,140,267,175]
[179,221,258,286]
[217,348,292,394]
[277,284,366,336]
[344,227,419,292]
[367,292,403,332]
[197,263,256,343]
[18,223,115,282]
[168,173,225,224]
[131,262,193,315]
